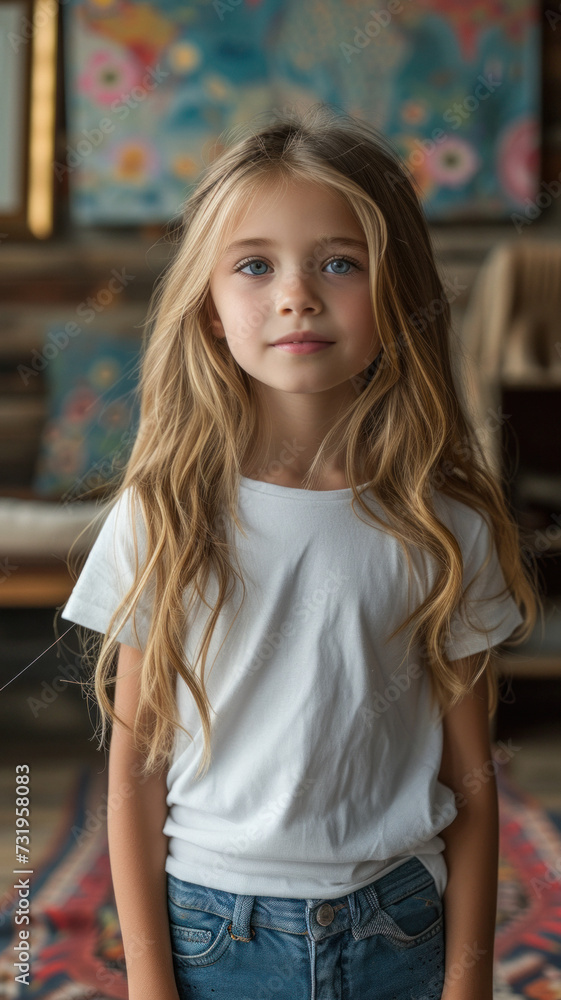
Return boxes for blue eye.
[235,259,269,276]
[325,257,357,274]
[233,255,361,277]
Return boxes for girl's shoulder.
[93,484,147,554]
[431,490,491,551]
[106,483,144,524]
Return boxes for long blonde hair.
[61,103,540,779]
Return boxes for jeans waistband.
[167,855,437,944]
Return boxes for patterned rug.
[494,762,561,999]
[0,748,560,999]
[0,767,126,1000]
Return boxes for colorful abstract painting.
[62,0,541,225]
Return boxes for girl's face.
[208,178,380,398]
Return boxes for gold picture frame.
[0,0,57,239]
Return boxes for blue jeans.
[167,855,445,999]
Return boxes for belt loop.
[362,881,417,945]
[228,894,256,942]
[347,889,362,940]
[350,882,396,942]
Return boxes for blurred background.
[0,0,560,996]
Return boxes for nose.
[273,268,322,318]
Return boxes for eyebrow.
[223,235,369,254]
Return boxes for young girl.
[60,103,539,1000]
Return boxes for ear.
[208,297,226,340]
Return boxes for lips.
[272,332,334,345]
[272,341,334,354]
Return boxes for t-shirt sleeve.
[60,487,153,649]
[444,509,524,661]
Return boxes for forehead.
[221,177,366,253]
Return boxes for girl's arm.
[437,653,499,1000]
[107,641,180,1000]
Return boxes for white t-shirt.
[61,476,523,900]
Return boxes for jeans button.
[316,903,335,926]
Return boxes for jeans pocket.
[376,877,444,949]
[168,899,233,967]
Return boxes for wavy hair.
[61,102,541,779]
